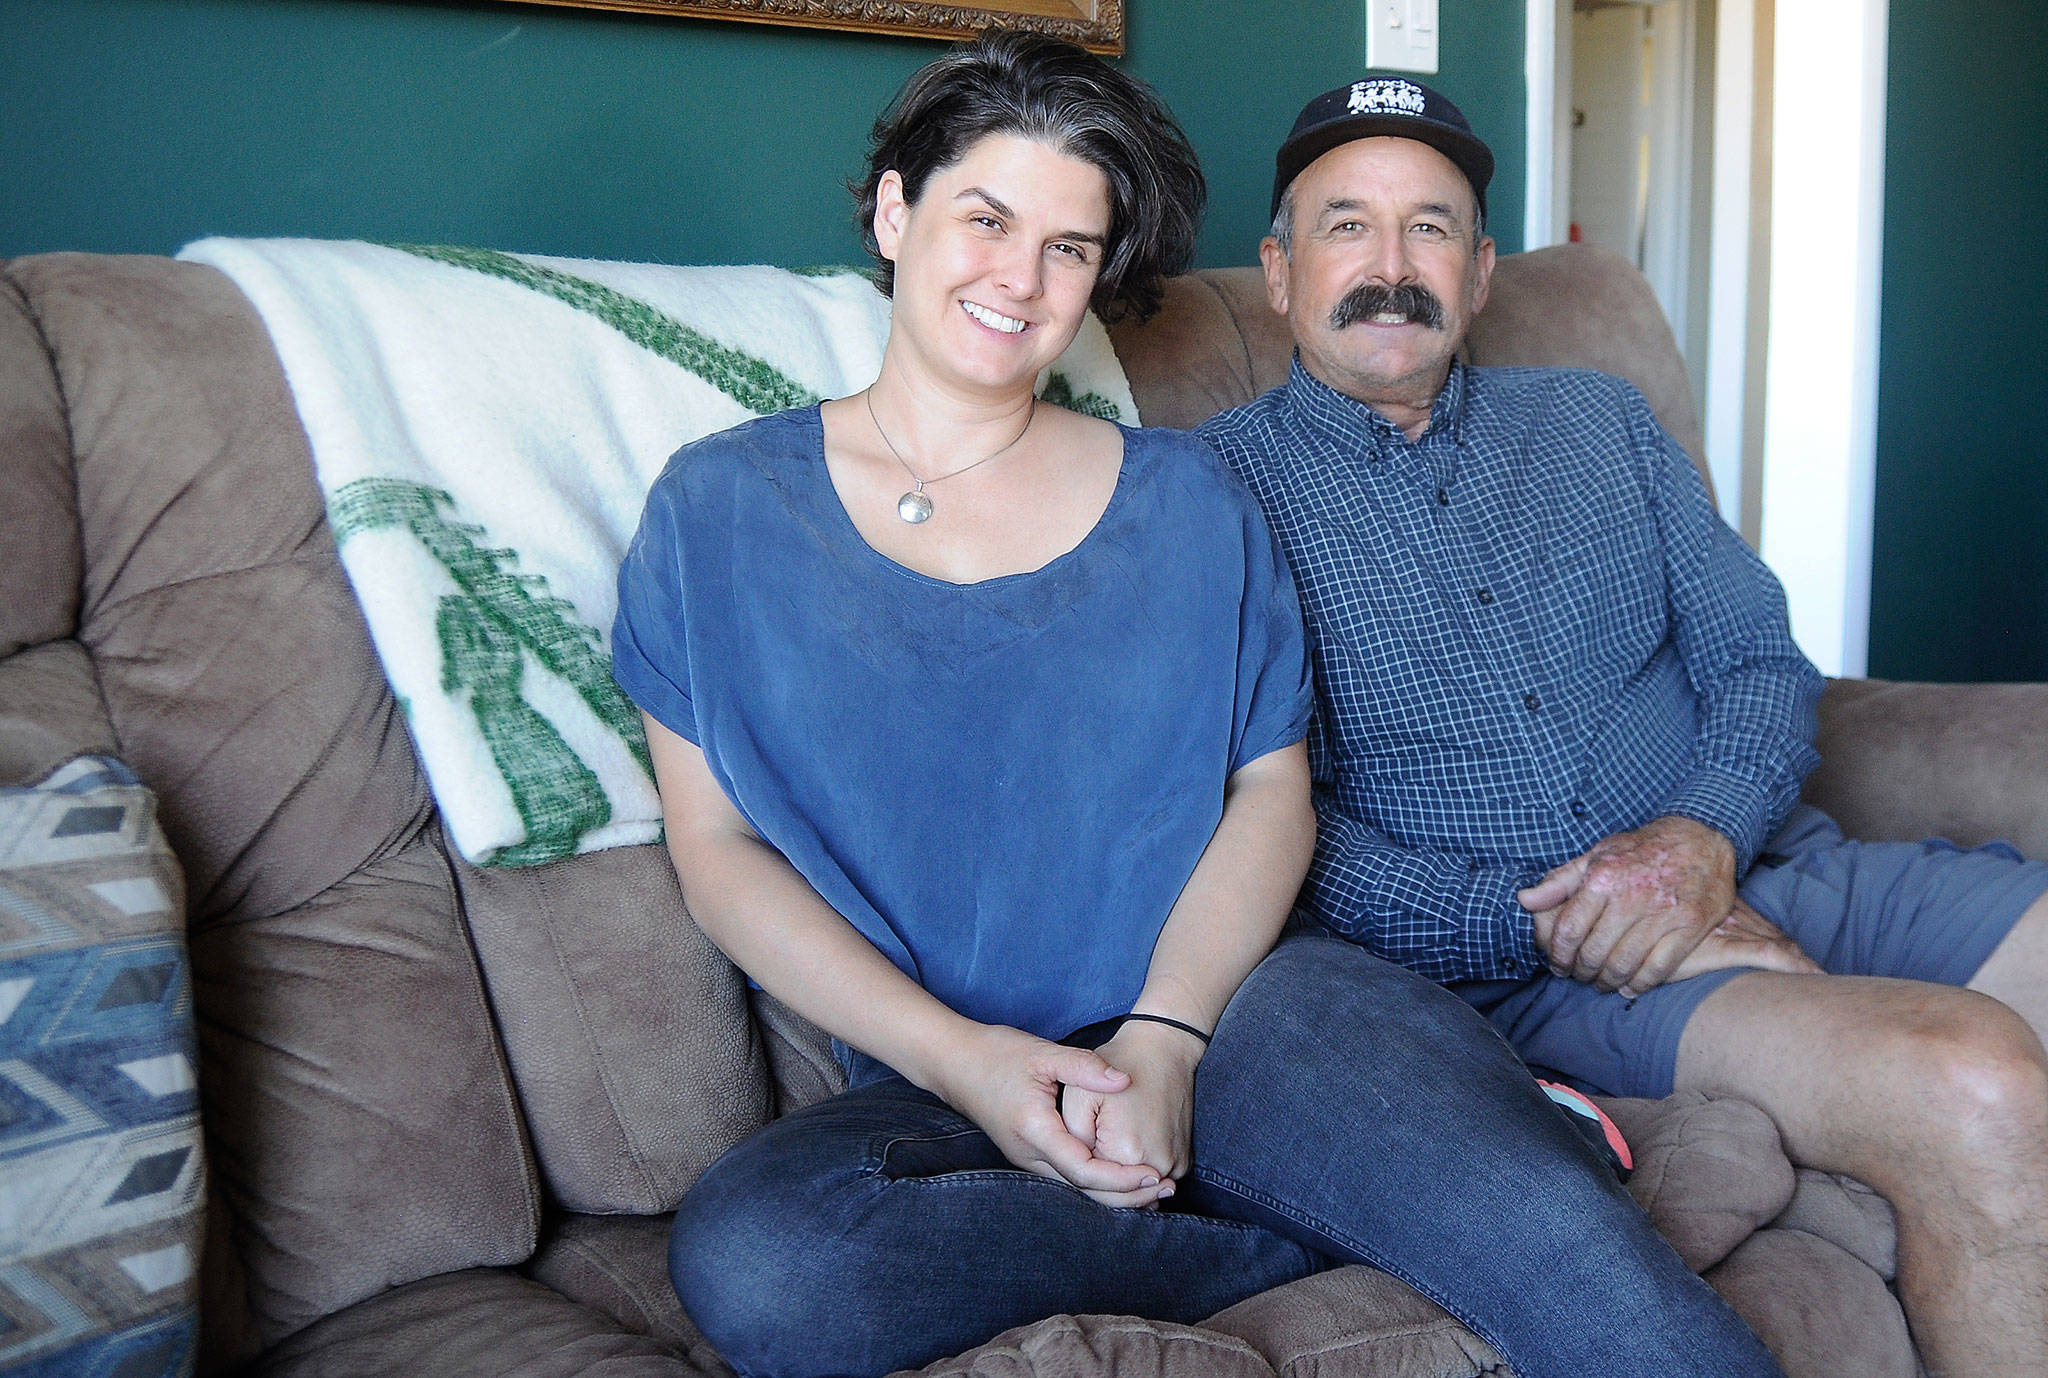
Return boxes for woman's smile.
[961,299,1030,334]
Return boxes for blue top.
[614,406,1311,1040]
[1198,359,1823,983]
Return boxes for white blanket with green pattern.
[176,238,1139,866]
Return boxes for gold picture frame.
[505,0,1124,55]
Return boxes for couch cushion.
[1703,1228,1915,1378]
[251,1269,710,1378]
[1809,678,2048,858]
[1599,1091,1796,1272]
[8,253,433,924]
[1109,272,1267,432]
[0,640,118,790]
[1463,243,1706,470]
[748,987,844,1117]
[192,833,538,1346]
[451,842,769,1215]
[0,756,200,1377]
[898,1313,1274,1378]
[1769,1168,1897,1280]
[525,1213,722,1370]
[1203,1266,1504,1378]
[0,267,79,659]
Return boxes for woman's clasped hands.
[930,1020,1198,1209]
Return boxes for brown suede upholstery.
[0,639,117,788]
[1204,1267,1506,1377]
[1807,677,2048,857]
[896,1315,1275,1378]
[14,254,434,924]
[451,844,771,1215]
[1464,244,1706,467]
[4,242,1995,1375]
[1704,1230,1918,1378]
[1603,1093,1794,1273]
[189,834,539,1343]
[0,270,79,658]
[252,1270,711,1378]
[1772,1170,1898,1280]
[527,1214,725,1368]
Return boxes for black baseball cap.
[1270,77,1494,221]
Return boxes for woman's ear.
[873,169,909,263]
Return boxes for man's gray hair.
[1271,188,1297,256]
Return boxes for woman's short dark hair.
[854,30,1206,325]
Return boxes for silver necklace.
[865,388,1037,524]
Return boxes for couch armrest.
[1805,678,2048,855]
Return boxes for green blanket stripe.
[1039,371,1123,422]
[392,243,821,415]
[329,476,652,866]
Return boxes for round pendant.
[897,490,934,524]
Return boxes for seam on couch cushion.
[1277,1317,1505,1372]
[528,862,659,1203]
[0,263,86,658]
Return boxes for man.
[1198,77,2048,1378]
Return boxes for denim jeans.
[670,935,1782,1378]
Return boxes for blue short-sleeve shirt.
[614,406,1311,1040]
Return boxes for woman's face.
[873,133,1112,398]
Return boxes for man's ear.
[873,170,909,263]
[1469,235,1498,316]
[1259,237,1291,318]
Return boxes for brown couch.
[6,243,2033,1377]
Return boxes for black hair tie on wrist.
[1120,1012,1212,1045]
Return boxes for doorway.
[1566,0,1714,399]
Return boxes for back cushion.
[9,251,774,1315]
[8,255,539,1349]
[451,841,770,1215]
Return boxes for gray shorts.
[1452,806,2048,1099]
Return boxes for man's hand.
[1517,815,1738,997]
[1059,1020,1202,1205]
[930,1023,1173,1209]
[1669,897,1822,983]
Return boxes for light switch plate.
[1366,0,1439,74]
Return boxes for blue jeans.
[670,935,1782,1378]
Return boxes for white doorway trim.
[1702,0,1756,530]
[1524,0,1570,250]
[1525,0,1888,677]
[1756,0,1887,677]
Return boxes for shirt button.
[1570,799,1588,818]
[1523,691,1542,711]
[1476,588,1494,605]
[1436,487,1450,506]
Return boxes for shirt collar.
[1282,353,1470,458]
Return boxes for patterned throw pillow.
[0,757,199,1376]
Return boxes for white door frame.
[1522,0,1889,677]
[1756,0,1888,678]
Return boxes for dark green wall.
[1869,0,2048,680]
[0,0,1526,270]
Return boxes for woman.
[614,31,1783,1378]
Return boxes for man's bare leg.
[1967,888,2048,1034]
[1676,970,2048,1377]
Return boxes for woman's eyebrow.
[956,186,1018,220]
[955,186,1107,246]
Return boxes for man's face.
[1261,137,1495,413]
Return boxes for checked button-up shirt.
[1198,358,1824,983]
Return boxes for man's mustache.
[1329,281,1446,331]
